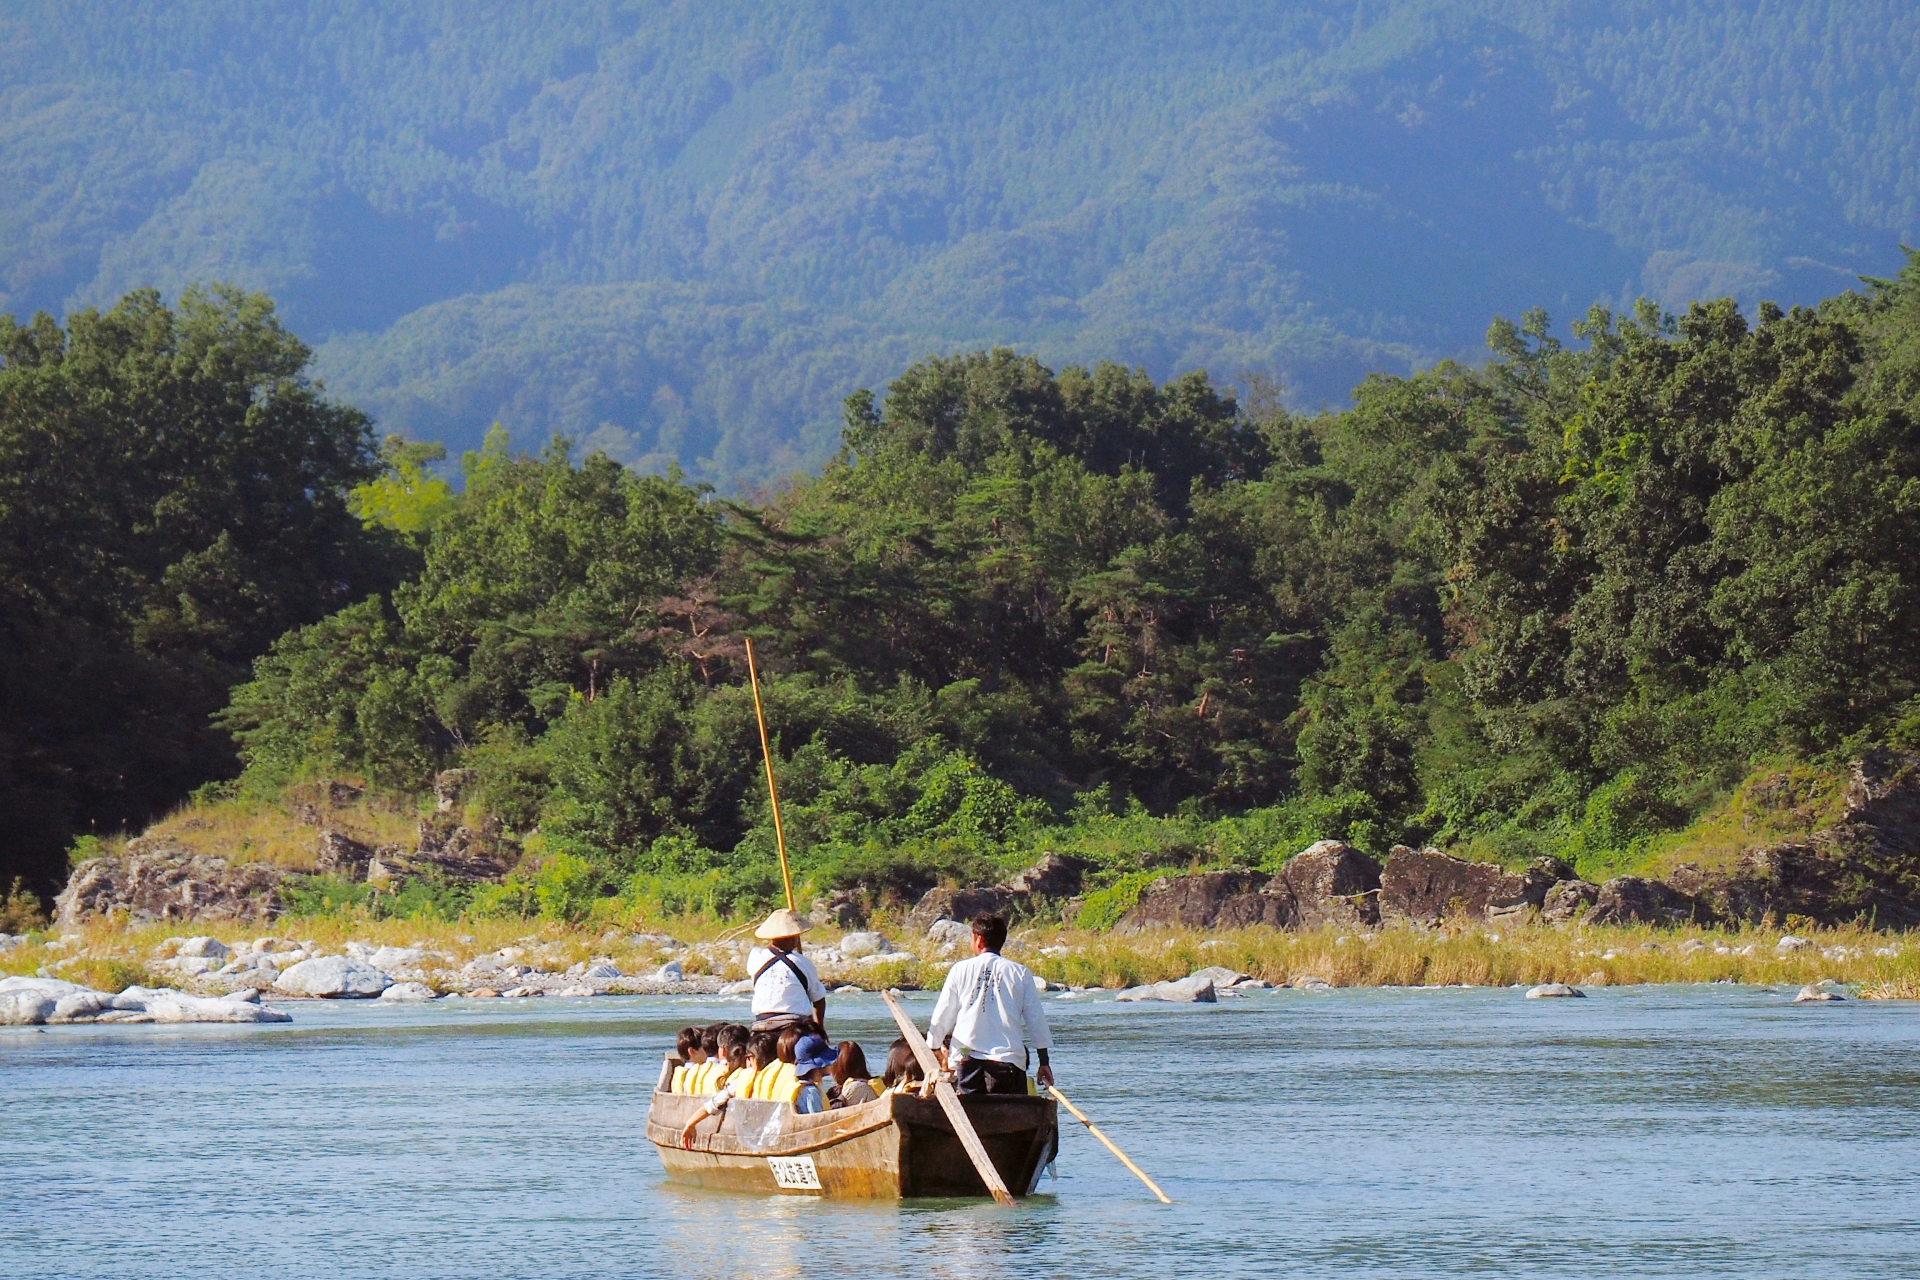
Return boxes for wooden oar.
[881,990,1017,1206]
[1046,1085,1172,1204]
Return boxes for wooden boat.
[646,1072,1058,1198]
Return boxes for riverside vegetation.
[6,255,1920,974]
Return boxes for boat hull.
[647,1089,1057,1199]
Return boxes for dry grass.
[9,909,1917,996]
[140,784,422,871]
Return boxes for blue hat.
[793,1034,837,1074]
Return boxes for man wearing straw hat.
[747,907,828,1036]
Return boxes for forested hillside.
[10,259,1907,916]
[2,1,1916,489]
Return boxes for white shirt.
[748,945,827,1017]
[928,951,1052,1064]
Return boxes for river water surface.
[8,984,1920,1278]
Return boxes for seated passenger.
[789,1034,839,1114]
[880,1038,924,1095]
[679,1034,758,1149]
[759,1026,803,1102]
[746,1030,784,1100]
[693,1026,724,1093]
[669,1026,704,1093]
[828,1041,879,1108]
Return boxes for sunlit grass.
[136,785,424,871]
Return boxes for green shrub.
[1074,870,1164,932]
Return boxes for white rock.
[379,982,438,1002]
[0,975,93,997]
[145,990,292,1023]
[808,947,845,964]
[1679,940,1707,955]
[1525,983,1587,999]
[49,992,114,1022]
[370,946,433,973]
[833,984,863,994]
[719,979,754,995]
[0,991,56,1024]
[857,951,914,966]
[168,955,220,976]
[553,985,597,998]
[1114,976,1217,1003]
[926,919,972,950]
[1294,976,1332,991]
[1793,984,1845,1003]
[1776,935,1814,953]
[273,956,392,998]
[1874,945,1901,957]
[838,931,889,959]
[579,963,622,980]
[176,936,231,959]
[501,986,544,999]
[1187,965,1249,989]
[654,960,685,981]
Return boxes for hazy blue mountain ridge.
[2,1,1915,487]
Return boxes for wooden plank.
[881,989,1017,1206]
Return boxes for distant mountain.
[3,1,1915,488]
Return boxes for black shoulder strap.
[755,950,811,988]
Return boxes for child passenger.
[679,1027,765,1149]
[880,1038,924,1094]
[789,1034,839,1114]
[828,1041,879,1108]
[670,1026,705,1093]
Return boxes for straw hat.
[754,907,811,940]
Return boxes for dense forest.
[2,2,1916,489]
[7,261,1917,914]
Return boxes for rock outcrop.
[1585,876,1701,926]
[1379,846,1514,926]
[56,841,287,927]
[0,976,290,1024]
[1114,975,1218,1003]
[1113,870,1277,933]
[905,853,1091,933]
[272,955,393,998]
[1266,841,1382,928]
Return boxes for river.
[7,984,1920,1278]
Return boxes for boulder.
[719,979,755,996]
[1379,846,1514,926]
[1114,871,1281,933]
[1792,984,1845,1003]
[0,991,56,1025]
[368,946,434,974]
[1525,983,1586,999]
[1268,841,1381,928]
[1541,879,1599,923]
[654,960,685,981]
[905,886,1016,935]
[176,936,231,959]
[379,982,438,1001]
[143,990,291,1023]
[0,975,94,997]
[810,891,868,929]
[1776,935,1815,953]
[925,919,973,951]
[272,955,392,998]
[837,932,889,959]
[314,830,375,880]
[1487,858,1578,924]
[1585,877,1699,926]
[996,853,1090,899]
[1114,976,1218,1003]
[1186,965,1250,989]
[55,841,287,927]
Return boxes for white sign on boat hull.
[768,1155,822,1191]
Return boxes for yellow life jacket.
[724,1065,755,1096]
[770,1062,801,1105]
[669,1063,688,1094]
[749,1060,784,1100]
[691,1060,717,1094]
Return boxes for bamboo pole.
[882,990,1018,1206]
[1046,1085,1172,1204]
[743,637,795,913]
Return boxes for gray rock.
[1114,870,1279,933]
[1525,983,1587,999]
[145,990,292,1023]
[905,885,1017,935]
[1187,965,1250,989]
[0,975,93,997]
[55,841,288,927]
[719,979,755,995]
[1793,984,1846,1003]
[379,982,438,1002]
[0,991,57,1024]
[272,955,392,998]
[1269,841,1383,929]
[926,919,973,950]
[553,985,597,998]
[653,959,685,981]
[1776,934,1815,953]
[369,945,434,973]
[176,936,231,959]
[1293,976,1332,991]
[1114,975,1218,1003]
[1379,846,1511,926]
[500,986,544,998]
[1542,879,1599,922]
[838,931,889,959]
[1586,877,1700,926]
[50,992,114,1022]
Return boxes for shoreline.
[8,915,1918,1003]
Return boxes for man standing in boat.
[927,913,1054,1095]
[747,907,828,1036]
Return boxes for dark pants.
[954,1057,1028,1096]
